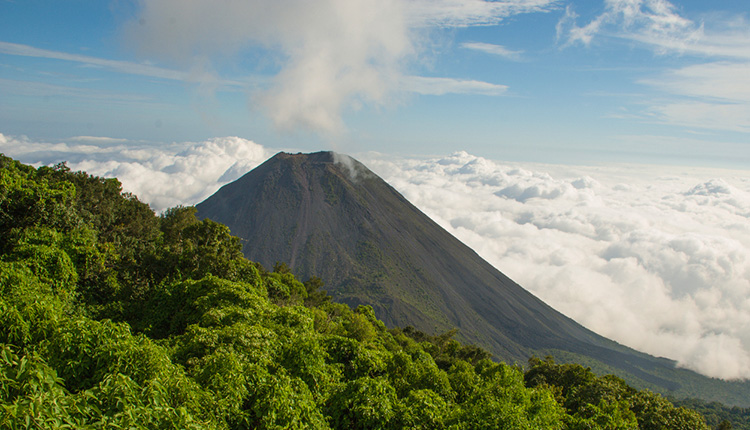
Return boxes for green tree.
[326,377,397,430]
[631,390,708,430]
[451,364,564,429]
[0,156,77,252]
[304,276,332,307]
[396,389,449,430]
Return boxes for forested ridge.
[0,154,732,428]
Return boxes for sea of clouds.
[364,151,750,381]
[0,134,273,212]
[3,133,750,380]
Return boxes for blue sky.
[1,0,749,167]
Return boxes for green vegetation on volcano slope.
[671,398,750,430]
[0,154,714,428]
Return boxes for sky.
[2,0,749,166]
[2,0,750,380]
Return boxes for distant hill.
[197,151,750,406]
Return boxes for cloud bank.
[0,133,272,212]
[4,133,750,380]
[122,0,556,134]
[363,151,750,380]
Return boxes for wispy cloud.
[402,76,508,96]
[556,0,699,49]
[637,61,750,133]
[557,1,750,60]
[462,42,524,60]
[0,77,153,102]
[556,0,750,134]
[67,136,131,144]
[649,60,750,132]
[645,101,750,133]
[626,22,750,60]
[641,62,750,102]
[406,0,559,27]
[0,41,248,89]
[0,41,187,82]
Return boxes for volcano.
[196,151,750,405]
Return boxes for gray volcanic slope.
[196,151,750,405]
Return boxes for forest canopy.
[0,154,722,429]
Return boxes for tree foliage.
[672,397,749,430]
[525,356,710,430]
[0,154,718,429]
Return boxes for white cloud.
[638,61,750,132]
[363,151,750,380]
[557,0,700,50]
[641,62,750,103]
[557,1,750,134]
[402,76,508,96]
[645,101,750,133]
[462,42,524,60]
[0,133,274,212]
[406,0,559,27]
[124,0,414,135]
[67,136,131,144]
[1,1,557,136]
[0,41,193,83]
[122,0,556,134]
[0,77,153,103]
